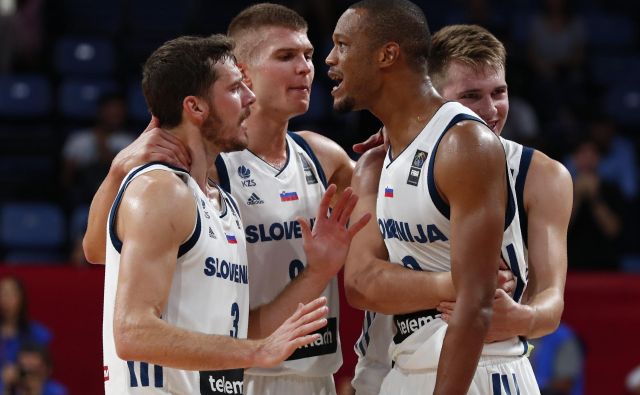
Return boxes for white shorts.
[352,357,392,395]
[379,355,540,395]
[243,373,336,395]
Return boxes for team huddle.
[84,1,572,394]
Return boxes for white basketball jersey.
[103,162,250,394]
[216,132,341,377]
[501,137,535,257]
[376,101,528,371]
[352,127,536,391]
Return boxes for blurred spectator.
[528,0,585,82]
[567,139,624,270]
[527,0,586,122]
[584,116,637,201]
[1,343,67,395]
[501,95,540,146]
[0,0,44,73]
[530,323,584,395]
[61,93,134,207]
[627,365,640,395]
[0,277,51,391]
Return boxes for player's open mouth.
[328,69,343,95]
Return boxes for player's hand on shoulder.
[112,116,191,176]
[298,184,371,280]
[352,127,387,154]
[253,297,328,368]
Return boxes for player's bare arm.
[114,171,328,370]
[437,151,572,342]
[433,122,506,395]
[83,118,190,264]
[248,184,370,338]
[344,146,457,314]
[516,151,572,337]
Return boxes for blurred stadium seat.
[54,37,115,76]
[0,75,51,118]
[58,78,119,120]
[603,83,640,125]
[590,55,640,86]
[0,203,66,249]
[60,0,123,35]
[127,81,149,123]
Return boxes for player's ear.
[183,95,207,125]
[236,62,253,89]
[379,42,400,69]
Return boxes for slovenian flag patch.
[384,187,394,198]
[280,191,299,202]
[226,234,238,244]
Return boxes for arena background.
[1,0,639,394]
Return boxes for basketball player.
[347,24,572,394]
[85,4,360,394]
[103,35,333,394]
[326,1,538,394]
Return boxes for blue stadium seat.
[69,205,89,241]
[127,0,192,35]
[603,83,640,126]
[586,14,636,52]
[590,55,640,86]
[61,0,123,35]
[620,255,640,273]
[0,75,51,118]
[58,78,118,119]
[54,37,115,76]
[4,250,65,265]
[127,81,149,123]
[1,203,66,249]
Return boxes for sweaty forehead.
[215,58,242,83]
[334,8,369,38]
[445,61,505,90]
[253,26,312,53]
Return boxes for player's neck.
[166,124,211,192]
[245,106,289,168]
[372,77,443,158]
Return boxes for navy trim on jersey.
[288,131,328,188]
[516,146,534,248]
[140,362,149,386]
[385,101,452,167]
[355,310,375,357]
[505,167,517,231]
[108,162,198,256]
[491,373,501,395]
[154,365,163,387]
[127,361,138,387]
[221,188,241,218]
[426,113,484,219]
[506,243,525,302]
[177,208,200,258]
[215,155,231,193]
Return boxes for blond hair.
[429,24,506,90]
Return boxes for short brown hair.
[227,3,307,63]
[429,24,506,91]
[141,35,235,128]
[349,0,431,73]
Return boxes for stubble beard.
[333,95,356,113]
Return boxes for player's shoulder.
[124,169,193,213]
[529,149,572,188]
[439,120,504,164]
[524,149,573,212]
[294,130,349,159]
[352,146,386,194]
[354,146,386,175]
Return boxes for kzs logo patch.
[237,165,256,187]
